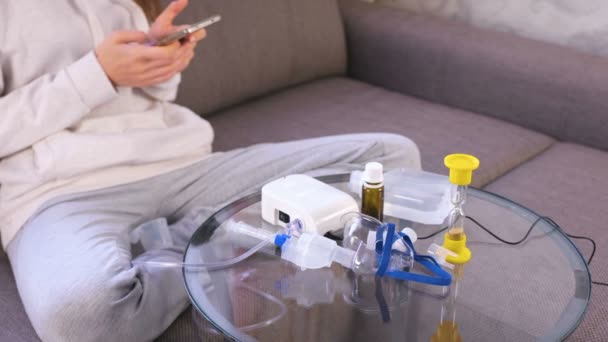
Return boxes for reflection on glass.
[432,265,464,342]
[276,268,350,307]
[343,273,410,316]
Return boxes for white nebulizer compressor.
[261,174,359,235]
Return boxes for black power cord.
[418,226,448,240]
[418,216,607,288]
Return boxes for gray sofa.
[2,0,607,341]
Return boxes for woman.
[1,0,421,341]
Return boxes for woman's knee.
[379,133,419,148]
[374,133,422,170]
[29,268,141,342]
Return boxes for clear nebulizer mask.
[341,213,451,286]
[342,213,414,274]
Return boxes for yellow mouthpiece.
[444,154,480,186]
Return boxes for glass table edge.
[182,173,592,341]
[467,188,592,341]
[182,191,260,342]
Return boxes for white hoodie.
[0,1,214,247]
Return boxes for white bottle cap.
[363,162,383,184]
[401,227,418,244]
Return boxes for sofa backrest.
[342,0,608,151]
[169,0,347,115]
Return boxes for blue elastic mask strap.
[376,223,396,277]
[385,259,452,286]
[382,232,452,286]
[375,224,386,254]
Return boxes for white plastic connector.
[365,227,418,252]
[427,243,457,270]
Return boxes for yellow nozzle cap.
[444,154,480,186]
[443,233,471,264]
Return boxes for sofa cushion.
[484,143,608,341]
[169,0,347,115]
[0,251,40,342]
[207,77,554,187]
[485,143,608,237]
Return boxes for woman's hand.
[95,31,185,87]
[95,0,206,88]
[149,0,207,45]
[147,0,207,79]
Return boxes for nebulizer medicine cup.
[280,233,356,270]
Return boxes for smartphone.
[153,14,221,46]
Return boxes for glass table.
[183,174,590,342]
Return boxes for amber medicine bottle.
[361,162,384,221]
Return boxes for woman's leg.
[6,180,191,342]
[157,133,420,336]
[162,133,420,238]
[6,132,419,342]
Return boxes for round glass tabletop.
[183,174,590,342]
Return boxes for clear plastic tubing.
[133,221,278,270]
[134,219,357,272]
[132,238,272,270]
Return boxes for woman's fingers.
[98,22,201,88]
[122,32,198,86]
[137,43,181,63]
[186,29,207,43]
[110,30,148,44]
[138,38,195,62]
[142,58,185,81]
[139,48,194,84]
[154,0,189,30]
[140,42,194,70]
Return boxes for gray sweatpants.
[7,133,420,342]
